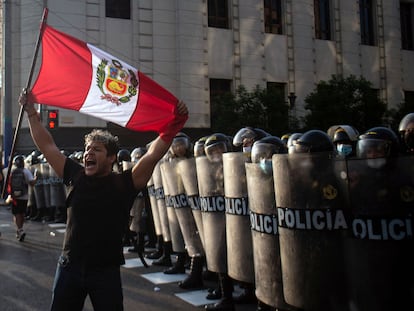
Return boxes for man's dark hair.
[84,129,120,157]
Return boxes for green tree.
[211,85,293,136]
[302,75,387,132]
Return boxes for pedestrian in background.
[6,155,36,242]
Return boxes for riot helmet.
[332,125,359,157]
[251,136,287,163]
[204,133,232,163]
[170,132,192,158]
[13,155,25,168]
[117,149,131,163]
[398,113,414,153]
[281,133,290,146]
[233,127,269,153]
[293,130,335,154]
[194,136,208,157]
[287,133,303,154]
[74,151,84,163]
[131,147,147,163]
[357,127,400,162]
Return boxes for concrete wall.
[4,0,414,135]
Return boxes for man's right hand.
[19,89,37,116]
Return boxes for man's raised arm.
[19,89,66,177]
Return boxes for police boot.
[205,273,235,311]
[152,240,172,267]
[164,251,186,274]
[256,300,275,311]
[146,235,163,259]
[179,255,204,289]
[31,207,45,221]
[128,232,144,253]
[233,281,257,304]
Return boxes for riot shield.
[273,153,348,311]
[161,158,204,257]
[344,156,414,311]
[152,162,171,242]
[160,161,185,253]
[33,163,46,212]
[223,152,254,284]
[40,162,51,211]
[176,157,205,249]
[246,162,293,310]
[49,166,66,209]
[130,191,146,233]
[147,176,162,237]
[196,156,227,273]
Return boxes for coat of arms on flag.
[97,59,138,105]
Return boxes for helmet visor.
[171,136,190,157]
[205,142,227,162]
[357,139,390,158]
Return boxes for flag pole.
[1,8,48,199]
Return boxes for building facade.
[1,0,414,156]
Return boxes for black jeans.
[50,256,123,311]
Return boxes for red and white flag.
[30,24,181,133]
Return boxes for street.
[0,207,257,311]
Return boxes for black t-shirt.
[62,158,138,266]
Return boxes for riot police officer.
[346,126,413,311]
[331,125,359,158]
[248,136,293,311]
[275,129,347,311]
[286,132,302,154]
[399,112,414,154]
[167,133,206,288]
[199,133,235,311]
[233,127,269,154]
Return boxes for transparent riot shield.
[40,162,51,211]
[223,152,254,284]
[33,163,46,213]
[147,175,162,237]
[344,156,414,311]
[196,156,227,273]
[273,153,348,311]
[246,162,294,310]
[160,161,185,253]
[49,165,66,222]
[152,162,171,242]
[161,158,204,257]
[177,157,205,250]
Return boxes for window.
[209,79,233,130]
[359,0,376,46]
[401,3,414,50]
[210,79,232,99]
[106,0,131,19]
[314,0,332,40]
[267,82,286,100]
[264,0,283,34]
[208,0,230,29]
[405,91,414,104]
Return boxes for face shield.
[356,139,390,159]
[233,128,256,147]
[205,142,227,163]
[171,136,191,158]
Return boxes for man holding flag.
[17,19,188,311]
[20,89,187,310]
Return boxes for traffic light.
[47,109,59,129]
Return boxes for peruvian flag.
[30,24,180,133]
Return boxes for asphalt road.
[0,206,257,311]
